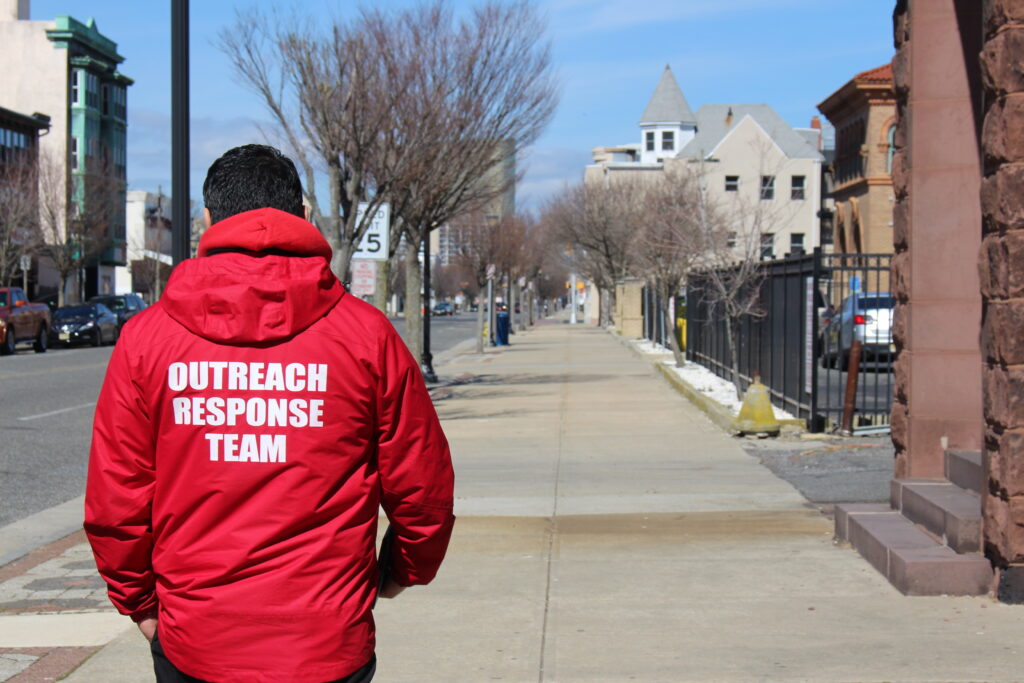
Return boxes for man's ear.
[203,208,213,229]
[304,205,310,221]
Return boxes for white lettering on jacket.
[169,361,328,464]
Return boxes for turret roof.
[639,65,696,126]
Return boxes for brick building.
[817,64,897,256]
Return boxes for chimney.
[4,0,29,20]
[810,115,822,150]
[725,107,733,127]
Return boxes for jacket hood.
[162,208,343,344]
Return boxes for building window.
[790,233,805,255]
[725,175,739,192]
[760,233,774,260]
[760,175,775,200]
[661,131,674,152]
[791,175,805,200]
[71,136,78,170]
[726,231,737,249]
[102,85,110,115]
[645,131,655,152]
[71,70,80,104]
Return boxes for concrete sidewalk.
[2,320,1022,682]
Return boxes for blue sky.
[30,0,896,210]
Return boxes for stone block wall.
[890,0,984,479]
[615,279,643,339]
[981,0,1024,575]
[890,1,913,477]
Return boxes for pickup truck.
[0,287,52,354]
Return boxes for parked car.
[0,287,52,355]
[88,293,148,329]
[432,301,454,316]
[51,303,120,347]
[822,292,895,370]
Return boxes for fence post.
[810,247,822,432]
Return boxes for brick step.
[890,479,982,553]
[834,504,992,596]
[945,449,983,495]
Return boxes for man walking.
[85,144,455,682]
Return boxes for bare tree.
[451,210,504,353]
[631,169,706,367]
[543,179,640,326]
[684,149,799,399]
[379,0,557,362]
[35,151,119,305]
[0,159,39,288]
[220,7,400,283]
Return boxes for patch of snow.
[662,360,798,420]
[632,339,674,355]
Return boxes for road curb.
[610,330,805,434]
[0,496,84,568]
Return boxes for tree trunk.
[661,284,685,367]
[599,286,614,327]
[403,243,423,362]
[372,258,389,313]
[725,316,743,401]
[475,287,486,354]
[510,280,518,333]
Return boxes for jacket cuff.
[129,606,159,623]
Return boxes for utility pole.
[171,0,190,265]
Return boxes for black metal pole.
[171,0,190,265]
[421,231,437,383]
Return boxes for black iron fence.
[682,249,894,433]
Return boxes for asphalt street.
[389,311,483,357]
[0,313,478,530]
[0,343,111,529]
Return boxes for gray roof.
[677,104,824,160]
[639,66,696,126]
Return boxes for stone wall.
[981,0,1024,577]
[890,0,984,479]
[890,2,911,475]
[615,279,644,339]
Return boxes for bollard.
[839,340,862,435]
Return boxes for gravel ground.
[739,433,895,512]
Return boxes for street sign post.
[353,203,390,261]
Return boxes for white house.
[586,67,824,259]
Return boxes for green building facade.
[46,16,131,298]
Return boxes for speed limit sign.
[353,202,390,261]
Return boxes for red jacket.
[85,208,455,682]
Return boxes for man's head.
[202,144,305,225]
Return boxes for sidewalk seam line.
[537,328,568,683]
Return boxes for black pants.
[151,632,376,683]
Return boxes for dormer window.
[645,131,655,152]
[661,131,675,151]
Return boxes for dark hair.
[202,144,304,224]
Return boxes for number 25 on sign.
[353,203,390,261]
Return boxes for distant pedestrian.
[85,144,455,682]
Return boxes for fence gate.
[684,249,894,433]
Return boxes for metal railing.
[683,249,894,433]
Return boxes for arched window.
[886,125,896,174]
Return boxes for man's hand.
[378,576,406,599]
[136,616,158,642]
